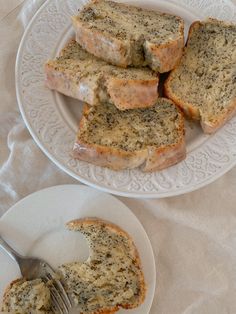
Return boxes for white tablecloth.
[0,1,236,313]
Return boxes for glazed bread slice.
[1,278,53,314]
[72,0,184,72]
[73,98,186,172]
[45,40,159,110]
[165,18,236,134]
[59,218,146,314]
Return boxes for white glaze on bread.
[45,40,159,110]
[72,0,184,72]
[73,98,186,171]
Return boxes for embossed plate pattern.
[16,0,236,198]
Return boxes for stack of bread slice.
[45,0,236,172]
[45,39,160,111]
[45,0,186,172]
[71,0,184,72]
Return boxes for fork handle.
[0,236,23,264]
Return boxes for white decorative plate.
[16,0,236,198]
[0,185,155,313]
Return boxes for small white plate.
[0,185,156,313]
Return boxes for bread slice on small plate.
[73,98,186,172]
[72,0,184,73]
[1,278,53,313]
[59,217,146,314]
[1,218,146,314]
[165,18,236,134]
[45,40,159,110]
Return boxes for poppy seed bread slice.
[73,98,186,172]
[72,0,184,72]
[45,40,159,110]
[59,218,146,314]
[1,278,53,314]
[165,18,236,134]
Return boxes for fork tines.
[42,273,72,314]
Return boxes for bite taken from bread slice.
[45,40,159,110]
[59,218,146,314]
[165,18,236,134]
[73,98,186,172]
[72,0,184,73]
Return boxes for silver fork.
[0,236,73,314]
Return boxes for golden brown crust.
[164,21,201,121]
[72,2,184,72]
[92,310,117,314]
[67,218,136,245]
[183,20,202,46]
[143,104,185,171]
[73,101,186,172]
[145,19,184,73]
[74,125,186,172]
[201,98,236,134]
[164,76,200,121]
[67,218,146,311]
[106,77,159,110]
[72,16,129,68]
[81,308,118,314]
[45,39,159,110]
[73,140,148,171]
[165,19,236,134]
[45,62,99,105]
[73,104,148,170]
[143,139,186,172]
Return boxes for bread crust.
[72,0,184,72]
[106,77,159,110]
[73,104,148,170]
[144,20,184,73]
[72,16,130,68]
[45,40,159,110]
[2,278,25,312]
[81,308,118,314]
[164,21,202,121]
[67,218,146,311]
[143,105,186,171]
[164,19,236,134]
[73,139,148,171]
[74,135,186,172]
[89,311,117,314]
[201,98,236,134]
[164,77,201,121]
[45,62,100,105]
[143,138,186,172]
[73,101,186,172]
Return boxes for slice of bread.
[165,18,236,134]
[45,40,159,110]
[1,219,145,314]
[73,98,186,172]
[72,0,184,72]
[1,278,53,313]
[59,218,146,314]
